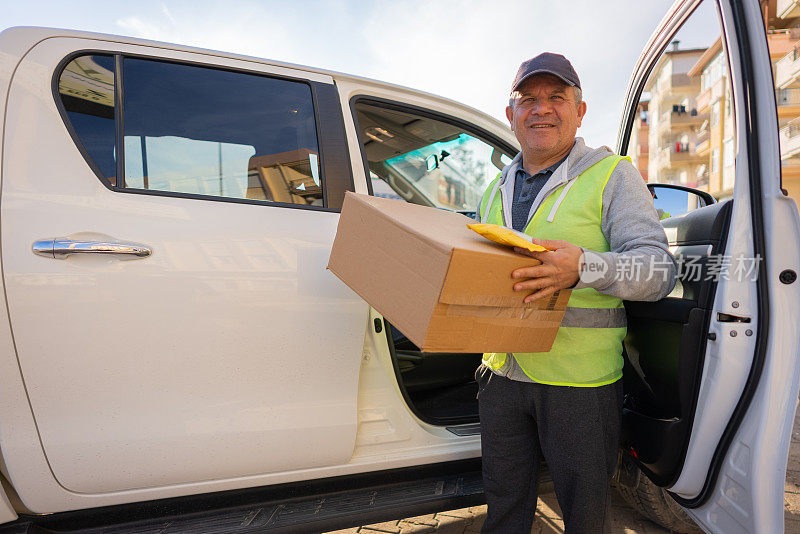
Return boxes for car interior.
[622,196,732,486]
[353,99,508,425]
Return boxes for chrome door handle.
[32,239,152,260]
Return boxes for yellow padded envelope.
[467,223,549,253]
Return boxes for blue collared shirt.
[511,154,568,231]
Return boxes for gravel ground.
[327,401,800,533]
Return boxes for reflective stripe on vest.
[480,154,630,387]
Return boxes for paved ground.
[327,402,800,533]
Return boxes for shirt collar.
[516,153,569,181]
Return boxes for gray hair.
[509,86,582,109]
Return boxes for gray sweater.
[475,137,677,382]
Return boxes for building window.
[711,100,721,127]
[723,137,734,168]
[712,148,720,173]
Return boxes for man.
[474,53,676,533]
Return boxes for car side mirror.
[647,183,716,220]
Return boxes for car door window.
[627,1,737,210]
[57,55,325,208]
[771,7,800,210]
[353,100,513,211]
[57,54,117,181]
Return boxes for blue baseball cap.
[511,53,581,92]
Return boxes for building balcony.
[778,0,800,20]
[696,88,712,111]
[669,73,696,92]
[776,87,800,118]
[696,138,710,156]
[657,109,707,133]
[776,45,800,89]
[656,144,706,170]
[780,117,800,158]
[652,73,698,95]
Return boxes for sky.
[0,0,721,149]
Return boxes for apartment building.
[629,100,650,181]
[643,45,707,188]
[768,0,800,201]
[687,39,735,198]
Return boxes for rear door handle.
[32,238,152,260]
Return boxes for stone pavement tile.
[786,516,800,534]
[533,514,564,534]
[323,529,359,534]
[397,520,437,534]
[401,514,437,527]
[789,443,800,467]
[535,495,564,521]
[534,496,565,533]
[360,520,402,533]
[433,513,471,534]
[435,507,474,519]
[608,508,669,534]
[464,512,486,533]
[398,513,438,527]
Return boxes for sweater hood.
[485,138,616,227]
[499,137,614,185]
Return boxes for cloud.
[115,16,163,40]
[8,0,679,148]
[358,0,674,147]
[161,3,176,25]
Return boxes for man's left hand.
[512,238,584,303]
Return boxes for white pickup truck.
[0,0,799,532]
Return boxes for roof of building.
[688,38,723,77]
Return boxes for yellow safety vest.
[479,155,629,387]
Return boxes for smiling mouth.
[529,124,555,129]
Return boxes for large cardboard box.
[327,192,570,353]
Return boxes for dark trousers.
[476,366,623,534]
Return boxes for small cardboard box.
[327,192,570,353]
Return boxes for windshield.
[383,133,511,211]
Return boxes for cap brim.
[512,69,578,91]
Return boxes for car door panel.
[1,37,366,494]
[623,200,732,485]
[619,0,800,531]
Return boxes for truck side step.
[3,460,486,534]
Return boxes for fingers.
[512,246,548,262]
[513,276,553,293]
[512,246,540,258]
[530,238,568,250]
[512,264,553,280]
[523,286,557,303]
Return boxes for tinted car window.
[58,54,117,183]
[122,58,322,206]
[354,101,513,211]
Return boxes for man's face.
[506,74,587,161]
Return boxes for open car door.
[618,0,800,532]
